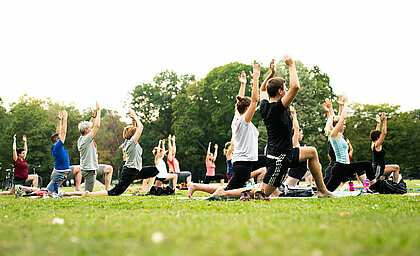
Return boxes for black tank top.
[372,145,386,167]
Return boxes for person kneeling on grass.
[83,110,158,197]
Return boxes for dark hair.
[16,148,25,155]
[51,133,60,143]
[267,77,286,98]
[235,96,251,114]
[370,130,381,141]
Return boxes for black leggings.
[323,161,335,184]
[203,174,225,184]
[108,166,158,196]
[325,161,371,191]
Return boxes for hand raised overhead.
[238,71,247,85]
[284,55,294,67]
[269,59,276,74]
[249,64,260,80]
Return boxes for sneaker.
[42,193,50,199]
[51,192,59,198]
[58,190,65,198]
[14,185,23,197]
[254,190,271,201]
[239,190,251,201]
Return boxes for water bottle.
[364,179,370,188]
[54,183,58,194]
[349,181,354,191]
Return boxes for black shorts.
[13,176,27,186]
[225,155,268,191]
[288,161,308,180]
[203,174,225,184]
[155,177,166,182]
[263,147,300,187]
[371,163,385,180]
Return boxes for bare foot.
[317,190,335,198]
[187,182,196,198]
[211,187,226,199]
[82,191,90,197]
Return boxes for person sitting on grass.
[203,142,224,185]
[167,135,192,187]
[223,141,234,181]
[0,134,39,196]
[368,113,400,184]
[83,110,158,197]
[154,139,177,189]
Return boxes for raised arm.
[90,102,101,138]
[61,110,68,143]
[213,144,218,161]
[22,135,27,159]
[281,55,300,107]
[128,109,143,143]
[167,135,173,161]
[375,113,387,147]
[155,140,162,164]
[56,111,62,134]
[323,98,334,118]
[375,114,381,131]
[172,135,176,153]
[206,142,211,162]
[237,71,247,98]
[290,106,300,147]
[244,64,260,123]
[89,107,96,123]
[337,95,344,116]
[331,94,348,139]
[260,59,276,102]
[12,134,17,161]
[346,138,354,158]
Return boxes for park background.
[1,0,419,184]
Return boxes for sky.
[1,0,419,117]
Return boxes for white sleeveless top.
[156,159,168,179]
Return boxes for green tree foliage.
[129,70,195,167]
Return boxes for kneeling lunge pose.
[83,110,158,197]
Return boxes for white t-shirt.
[156,159,168,179]
[231,113,259,163]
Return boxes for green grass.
[0,181,419,256]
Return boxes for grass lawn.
[0,180,419,256]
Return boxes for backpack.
[283,185,315,197]
[147,186,175,196]
[369,179,407,194]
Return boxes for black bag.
[370,179,407,194]
[283,185,315,197]
[147,186,175,196]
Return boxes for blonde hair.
[123,126,137,140]
[324,115,340,136]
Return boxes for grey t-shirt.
[124,138,143,170]
[77,133,99,170]
[231,113,259,163]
